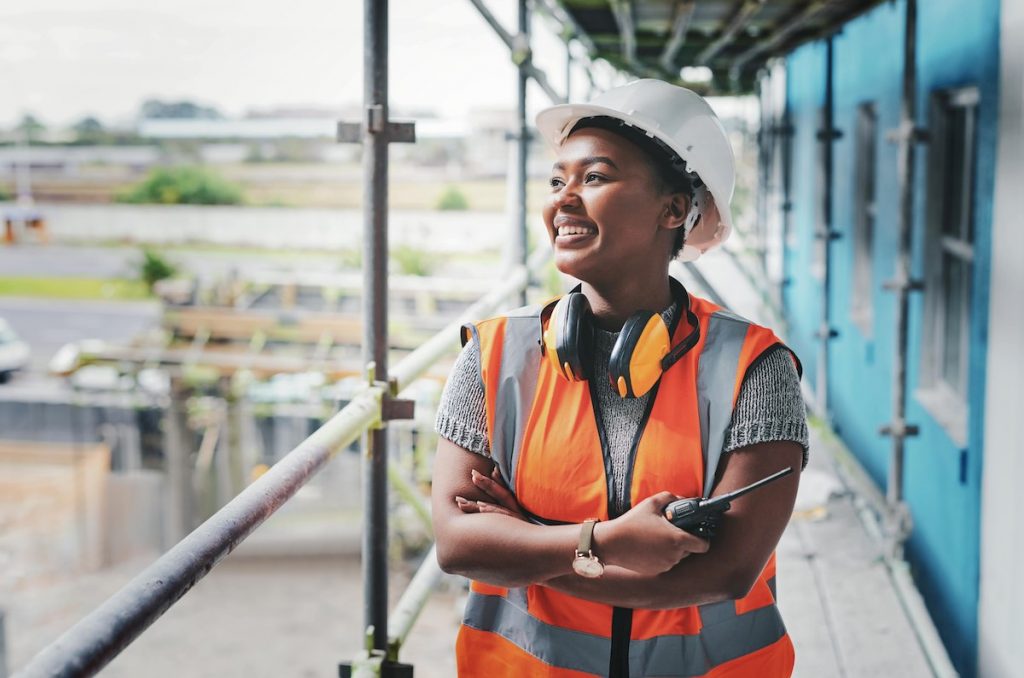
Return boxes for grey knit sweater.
[435,302,808,515]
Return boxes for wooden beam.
[660,0,697,72]
[729,0,832,76]
[534,0,600,58]
[609,0,638,67]
[696,0,765,66]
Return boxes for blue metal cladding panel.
[783,1,1000,674]
[782,42,826,392]
[902,0,999,674]
[828,0,904,489]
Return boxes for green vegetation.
[435,185,469,211]
[117,166,245,205]
[542,260,565,297]
[0,277,150,300]
[138,248,178,290]
[391,245,434,276]
[339,247,363,270]
[0,184,11,201]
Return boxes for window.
[851,103,876,335]
[919,86,978,444]
[812,107,827,280]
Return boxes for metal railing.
[14,248,550,678]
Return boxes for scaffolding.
[13,1,952,676]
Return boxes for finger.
[490,465,508,486]
[472,469,518,505]
[477,501,515,517]
[646,491,679,510]
[689,537,711,554]
[455,496,480,514]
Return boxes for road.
[0,297,161,377]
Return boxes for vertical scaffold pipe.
[515,0,530,305]
[888,0,918,551]
[817,36,836,417]
[363,0,390,653]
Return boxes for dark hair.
[569,116,697,257]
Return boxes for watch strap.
[577,518,598,555]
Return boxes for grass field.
[17,168,551,212]
[0,277,150,300]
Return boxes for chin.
[553,250,599,285]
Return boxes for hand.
[455,466,528,522]
[595,491,710,575]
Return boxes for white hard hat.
[535,79,735,261]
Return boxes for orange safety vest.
[455,290,800,677]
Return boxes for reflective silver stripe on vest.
[490,306,542,489]
[463,590,611,675]
[464,592,787,677]
[487,305,753,498]
[697,311,751,496]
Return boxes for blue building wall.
[782,1,1000,674]
[781,42,826,393]
[828,2,904,488]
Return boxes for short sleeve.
[723,346,809,468]
[434,338,491,457]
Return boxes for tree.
[117,166,245,205]
[15,114,45,143]
[72,116,106,144]
[139,248,178,291]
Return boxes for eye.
[584,172,604,183]
[549,177,565,188]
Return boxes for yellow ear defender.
[542,279,701,398]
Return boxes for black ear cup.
[543,292,593,381]
[543,279,696,397]
[609,311,671,398]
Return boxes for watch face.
[573,555,604,578]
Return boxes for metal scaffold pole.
[882,0,922,556]
[514,0,531,305]
[363,0,391,657]
[815,36,840,419]
[337,0,416,674]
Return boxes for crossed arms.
[431,437,803,610]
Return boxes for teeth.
[557,225,596,236]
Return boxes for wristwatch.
[572,519,604,578]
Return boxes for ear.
[659,192,691,232]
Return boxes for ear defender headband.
[542,279,701,398]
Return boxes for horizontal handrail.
[14,387,384,678]
[387,548,444,656]
[15,252,551,678]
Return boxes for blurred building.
[757,0,1019,674]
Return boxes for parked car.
[0,317,30,383]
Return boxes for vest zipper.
[589,377,662,678]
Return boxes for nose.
[552,181,582,211]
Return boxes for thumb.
[645,491,679,510]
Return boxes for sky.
[0,0,596,128]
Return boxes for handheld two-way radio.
[663,466,794,538]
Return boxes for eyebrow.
[552,155,619,172]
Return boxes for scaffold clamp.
[886,122,930,145]
[879,421,920,438]
[337,119,416,144]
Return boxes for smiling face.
[543,127,685,288]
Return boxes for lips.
[553,216,597,244]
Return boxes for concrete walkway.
[779,423,937,677]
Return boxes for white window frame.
[916,86,979,447]
[850,102,877,336]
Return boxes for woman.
[432,79,808,677]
